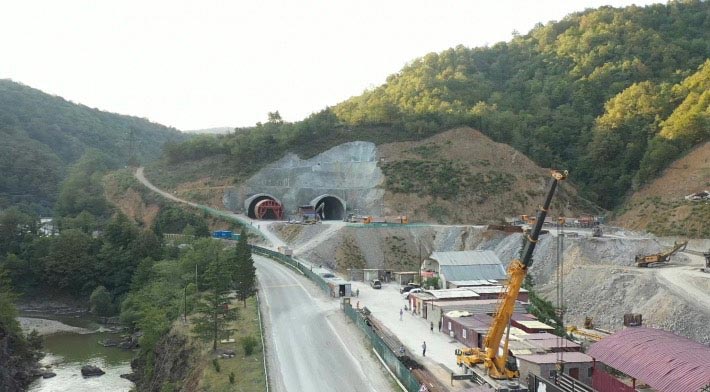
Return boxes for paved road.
[256,255,393,392]
[134,168,393,391]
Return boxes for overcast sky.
[1,0,661,130]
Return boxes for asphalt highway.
[256,255,393,392]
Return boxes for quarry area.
[268,222,710,344]
[136,132,710,391]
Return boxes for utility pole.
[419,240,423,285]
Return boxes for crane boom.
[456,169,567,380]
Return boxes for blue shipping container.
[212,230,233,239]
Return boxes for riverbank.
[18,317,93,336]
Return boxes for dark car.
[399,283,420,294]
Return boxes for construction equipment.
[635,240,688,267]
[566,317,611,342]
[455,170,567,380]
[591,226,603,237]
[362,215,409,224]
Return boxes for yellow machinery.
[566,317,609,342]
[362,215,408,224]
[455,170,567,380]
[635,240,688,267]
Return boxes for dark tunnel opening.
[315,196,345,220]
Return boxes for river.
[22,315,135,392]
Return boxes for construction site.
[204,138,710,391]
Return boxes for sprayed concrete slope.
[222,141,384,216]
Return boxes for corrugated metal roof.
[587,327,710,392]
[518,352,592,364]
[517,320,554,330]
[441,265,507,281]
[430,250,503,266]
[433,300,527,315]
[467,285,529,294]
[448,279,499,286]
[512,332,558,340]
[528,338,580,350]
[426,288,480,299]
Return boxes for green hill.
[153,1,709,213]
[0,80,187,212]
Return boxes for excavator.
[635,240,688,267]
[455,169,567,380]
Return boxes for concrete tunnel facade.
[222,141,385,220]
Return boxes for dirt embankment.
[271,223,710,344]
[377,127,600,224]
[614,141,710,238]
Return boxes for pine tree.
[234,228,256,307]
[192,254,237,351]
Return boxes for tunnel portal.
[246,194,283,220]
[313,195,346,221]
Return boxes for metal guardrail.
[250,245,330,295]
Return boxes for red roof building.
[587,327,710,392]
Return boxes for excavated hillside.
[151,127,600,225]
[377,127,599,223]
[614,141,710,238]
[270,222,710,344]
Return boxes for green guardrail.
[250,245,330,295]
[343,304,422,392]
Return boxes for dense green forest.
[160,1,709,209]
[0,152,257,389]
[0,80,187,214]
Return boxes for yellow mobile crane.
[455,170,567,380]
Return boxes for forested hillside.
[157,1,709,211]
[0,80,187,213]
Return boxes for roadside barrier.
[250,245,330,294]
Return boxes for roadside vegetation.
[198,296,266,392]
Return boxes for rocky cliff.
[130,329,201,392]
[0,324,41,392]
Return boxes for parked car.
[399,283,420,294]
[403,288,422,299]
[370,279,382,289]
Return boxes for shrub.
[229,372,235,384]
[212,358,220,372]
[89,285,113,316]
[240,336,258,356]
